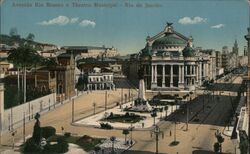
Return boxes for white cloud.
[38,16,95,28]
[79,20,96,28]
[38,16,80,26]
[38,16,70,26]
[70,17,79,24]
[211,24,225,29]
[178,16,207,25]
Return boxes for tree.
[8,44,42,103]
[76,74,88,91]
[239,131,249,154]
[214,142,220,153]
[9,27,18,37]
[122,129,129,144]
[215,131,224,153]
[26,33,35,41]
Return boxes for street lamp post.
[23,112,25,143]
[186,92,192,131]
[121,88,124,105]
[49,99,51,111]
[174,119,176,143]
[129,123,134,145]
[186,105,189,131]
[125,94,127,103]
[31,105,33,119]
[110,136,116,154]
[105,90,107,111]
[128,88,131,102]
[11,130,16,149]
[150,125,164,154]
[72,98,74,123]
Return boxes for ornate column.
[151,65,154,83]
[195,65,198,82]
[199,62,202,85]
[155,65,157,85]
[162,65,165,87]
[185,65,187,75]
[170,65,173,87]
[203,63,206,78]
[182,65,185,83]
[178,65,181,84]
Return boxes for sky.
[0,0,250,55]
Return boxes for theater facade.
[139,23,211,92]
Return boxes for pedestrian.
[170,130,172,136]
[61,126,64,134]
[142,122,144,128]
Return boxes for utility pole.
[72,98,74,123]
[110,136,116,154]
[49,99,51,111]
[11,108,13,130]
[203,91,205,112]
[186,105,189,131]
[121,88,124,105]
[28,101,30,120]
[23,112,25,143]
[31,105,33,119]
[129,123,134,144]
[105,90,107,111]
[150,125,164,154]
[128,88,131,102]
[174,118,177,143]
[11,131,16,149]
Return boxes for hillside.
[0,34,56,50]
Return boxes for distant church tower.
[232,39,239,56]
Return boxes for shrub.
[125,112,130,117]
[57,137,69,153]
[41,126,56,139]
[109,112,114,118]
[94,146,101,152]
[23,138,41,153]
[64,132,71,138]
[100,123,113,129]
[43,137,69,153]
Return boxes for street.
[0,76,243,154]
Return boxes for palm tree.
[122,129,129,144]
[8,44,42,104]
[8,47,22,103]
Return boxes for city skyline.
[0,0,249,55]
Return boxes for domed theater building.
[139,23,210,92]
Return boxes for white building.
[87,67,115,90]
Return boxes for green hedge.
[41,126,56,139]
